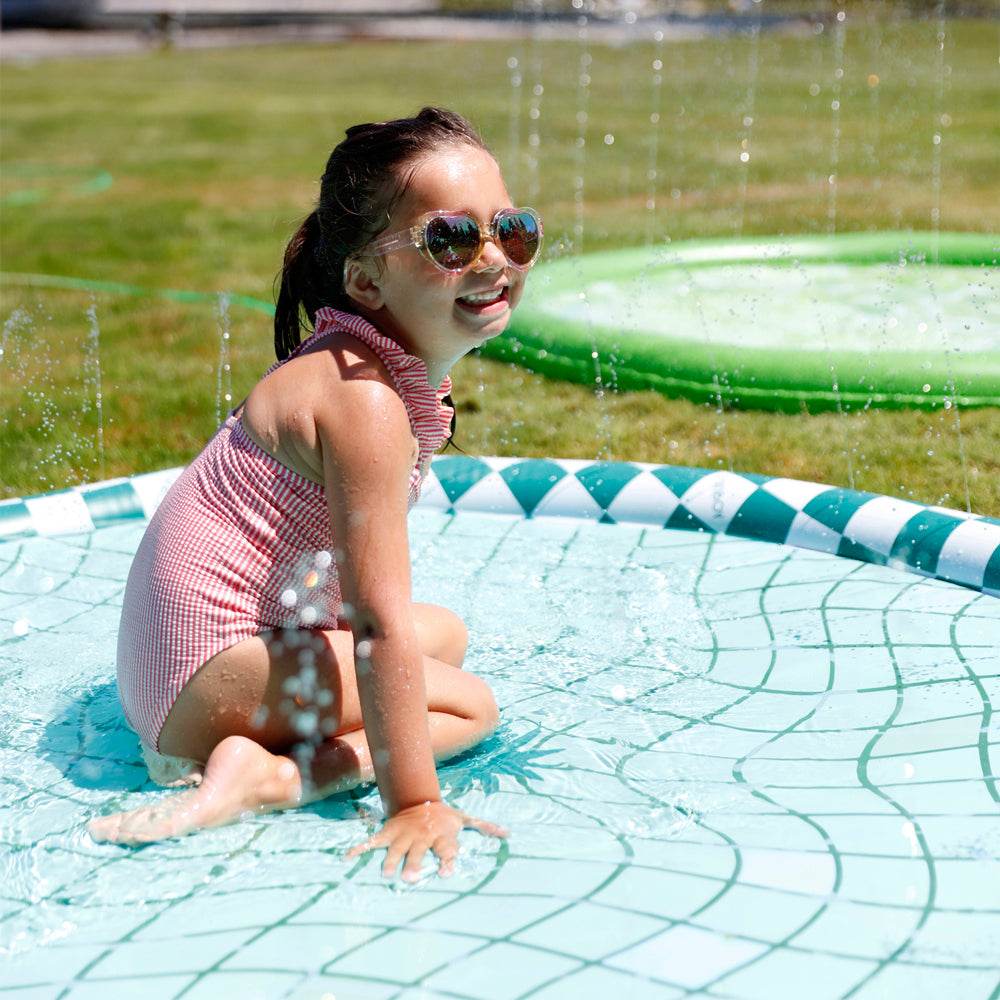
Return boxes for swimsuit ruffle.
[312,308,454,466]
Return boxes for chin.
[473,316,511,344]
[455,305,511,345]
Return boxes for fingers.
[430,833,459,879]
[379,828,443,883]
[465,816,510,839]
[345,807,507,881]
[344,826,433,880]
[384,837,421,882]
[344,832,383,861]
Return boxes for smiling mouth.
[458,287,508,308]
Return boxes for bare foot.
[87,735,303,845]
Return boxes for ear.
[343,257,385,311]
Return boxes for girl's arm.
[316,369,500,879]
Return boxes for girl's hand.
[346,800,508,882]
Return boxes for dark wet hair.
[273,107,491,361]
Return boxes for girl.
[87,107,544,882]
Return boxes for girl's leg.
[412,602,468,668]
[88,606,497,845]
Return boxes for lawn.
[2,10,998,513]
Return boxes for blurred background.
[2,0,998,511]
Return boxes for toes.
[86,815,121,843]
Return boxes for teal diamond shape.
[650,465,713,500]
[575,462,643,515]
[0,500,33,539]
[500,459,567,516]
[431,455,494,504]
[83,482,146,527]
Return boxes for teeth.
[461,289,504,305]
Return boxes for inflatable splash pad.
[490,232,999,412]
[3,457,1000,998]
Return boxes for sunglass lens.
[425,215,480,271]
[497,211,541,267]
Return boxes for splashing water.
[215,292,232,425]
[83,298,105,484]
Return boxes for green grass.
[2,16,998,514]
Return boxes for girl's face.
[347,144,529,385]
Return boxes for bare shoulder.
[243,331,411,482]
[305,333,410,439]
[309,334,417,498]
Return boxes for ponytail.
[273,211,336,361]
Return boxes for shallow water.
[2,475,999,999]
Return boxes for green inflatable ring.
[487,232,999,412]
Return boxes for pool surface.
[2,457,999,999]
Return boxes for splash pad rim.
[491,231,1000,413]
[5,457,1000,999]
[3,455,998,599]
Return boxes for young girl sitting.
[88,107,544,882]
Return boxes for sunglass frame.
[358,208,543,273]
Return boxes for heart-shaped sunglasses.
[355,207,543,274]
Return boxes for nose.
[472,234,507,272]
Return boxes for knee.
[422,605,468,667]
[471,674,500,739]
[444,608,469,667]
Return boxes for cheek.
[388,269,451,310]
[508,277,528,311]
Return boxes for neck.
[346,301,462,389]
[424,358,457,391]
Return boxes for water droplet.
[292,709,318,737]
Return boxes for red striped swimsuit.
[117,308,454,751]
